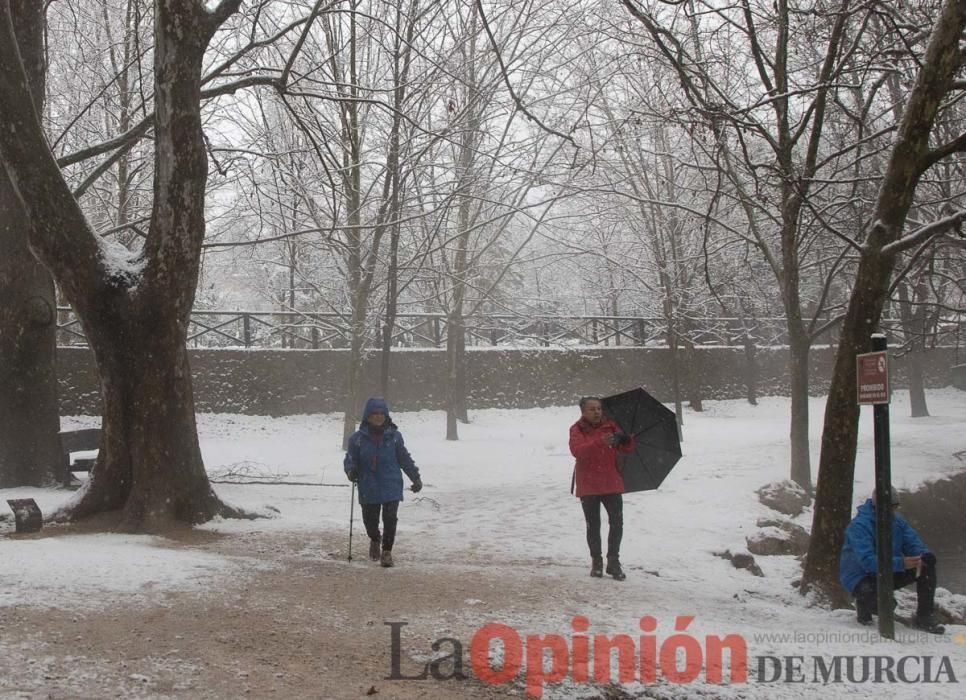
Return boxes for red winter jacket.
[569,417,634,497]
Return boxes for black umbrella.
[601,387,682,493]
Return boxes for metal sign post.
[857,334,893,639]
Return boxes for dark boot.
[911,613,945,635]
[380,549,394,568]
[369,537,381,561]
[590,556,603,578]
[605,556,626,581]
[853,578,876,625]
[914,552,939,628]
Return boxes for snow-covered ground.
[2,388,965,699]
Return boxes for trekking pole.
[347,481,356,561]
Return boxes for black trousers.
[361,501,399,551]
[580,494,623,560]
[854,552,937,618]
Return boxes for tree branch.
[880,209,966,256]
[920,130,966,172]
[0,0,104,299]
[57,118,153,168]
[473,0,577,149]
[57,9,308,169]
[201,0,244,38]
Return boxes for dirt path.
[0,526,634,700]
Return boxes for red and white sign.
[856,351,889,405]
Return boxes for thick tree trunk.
[380,223,401,398]
[339,2,368,450]
[667,322,684,440]
[379,321,393,398]
[682,338,703,412]
[377,3,414,399]
[802,0,966,602]
[788,334,812,492]
[744,335,758,406]
[898,281,930,417]
[343,325,365,448]
[445,313,463,440]
[801,261,891,606]
[70,313,229,530]
[0,0,246,530]
[444,5,478,439]
[0,195,60,486]
[456,324,469,423]
[906,350,929,417]
[779,198,812,492]
[0,0,60,487]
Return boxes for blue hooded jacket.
[839,498,929,594]
[343,397,420,505]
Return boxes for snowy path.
[2,390,965,698]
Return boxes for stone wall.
[57,345,962,416]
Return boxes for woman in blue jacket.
[344,397,422,567]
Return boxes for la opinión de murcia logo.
[388,616,746,698]
[756,654,957,684]
[386,617,958,697]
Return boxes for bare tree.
[424,0,581,439]
[279,0,438,445]
[0,0,248,531]
[621,0,888,492]
[802,0,966,603]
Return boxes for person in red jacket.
[569,396,635,580]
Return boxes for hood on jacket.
[857,495,899,518]
[360,396,397,432]
[362,396,390,421]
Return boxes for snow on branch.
[96,236,146,288]
[880,209,966,256]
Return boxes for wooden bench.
[60,428,101,488]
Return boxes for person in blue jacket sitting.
[344,396,422,568]
[839,490,943,633]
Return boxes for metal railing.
[55,307,964,351]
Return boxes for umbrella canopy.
[601,387,682,493]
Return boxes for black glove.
[411,478,423,493]
[347,469,358,483]
[608,433,629,447]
